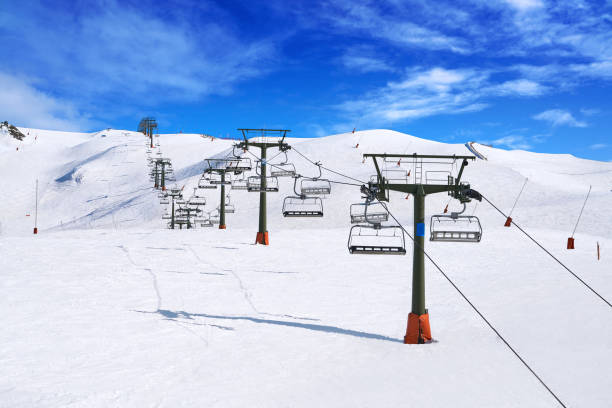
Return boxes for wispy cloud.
[0,72,93,130]
[321,2,471,54]
[337,66,549,125]
[340,46,395,73]
[0,1,277,128]
[533,109,587,127]
[589,143,607,150]
[487,135,533,150]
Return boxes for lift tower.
[204,159,240,230]
[163,187,184,230]
[364,153,481,344]
[153,158,172,191]
[237,129,291,245]
[138,117,158,148]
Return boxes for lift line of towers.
[140,127,490,344]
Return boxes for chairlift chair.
[347,194,405,255]
[159,197,170,205]
[231,177,249,190]
[209,210,220,225]
[300,163,331,196]
[198,176,218,189]
[208,172,231,185]
[350,202,389,224]
[348,224,406,255]
[195,216,213,228]
[430,204,482,242]
[282,176,323,217]
[270,152,296,177]
[247,175,279,192]
[226,157,252,172]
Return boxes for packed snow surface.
[1,128,611,407]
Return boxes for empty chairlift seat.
[348,225,406,255]
[282,196,323,217]
[430,214,482,242]
[226,157,252,172]
[198,177,218,189]
[231,178,248,190]
[247,176,279,192]
[300,178,331,195]
[271,162,296,177]
[350,202,388,224]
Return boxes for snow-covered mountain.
[1,127,611,407]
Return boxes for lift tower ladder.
[363,153,481,344]
[236,128,291,245]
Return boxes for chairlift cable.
[291,146,367,184]
[377,199,568,408]
[482,193,611,309]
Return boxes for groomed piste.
[1,126,611,407]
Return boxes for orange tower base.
[219,225,226,230]
[504,217,512,227]
[255,231,269,245]
[404,313,432,344]
[567,237,575,249]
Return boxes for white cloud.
[589,143,607,150]
[533,109,587,127]
[503,0,545,11]
[337,66,547,125]
[1,2,276,105]
[323,3,470,54]
[487,135,532,149]
[340,47,395,73]
[0,72,92,131]
[490,79,547,96]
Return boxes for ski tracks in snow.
[118,244,209,346]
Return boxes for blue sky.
[1,0,611,161]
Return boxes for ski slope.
[1,128,611,407]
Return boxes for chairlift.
[226,157,252,172]
[282,176,323,217]
[300,162,331,196]
[350,202,388,224]
[159,197,169,205]
[189,188,206,206]
[209,210,220,225]
[208,172,231,185]
[347,193,405,255]
[270,152,296,177]
[348,224,406,255]
[247,175,279,192]
[430,203,482,243]
[195,216,213,228]
[198,176,217,189]
[231,177,248,190]
[219,194,235,213]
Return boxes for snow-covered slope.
[1,128,611,407]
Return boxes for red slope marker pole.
[597,242,600,260]
[33,179,38,234]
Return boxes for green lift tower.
[237,129,291,245]
[364,153,481,344]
